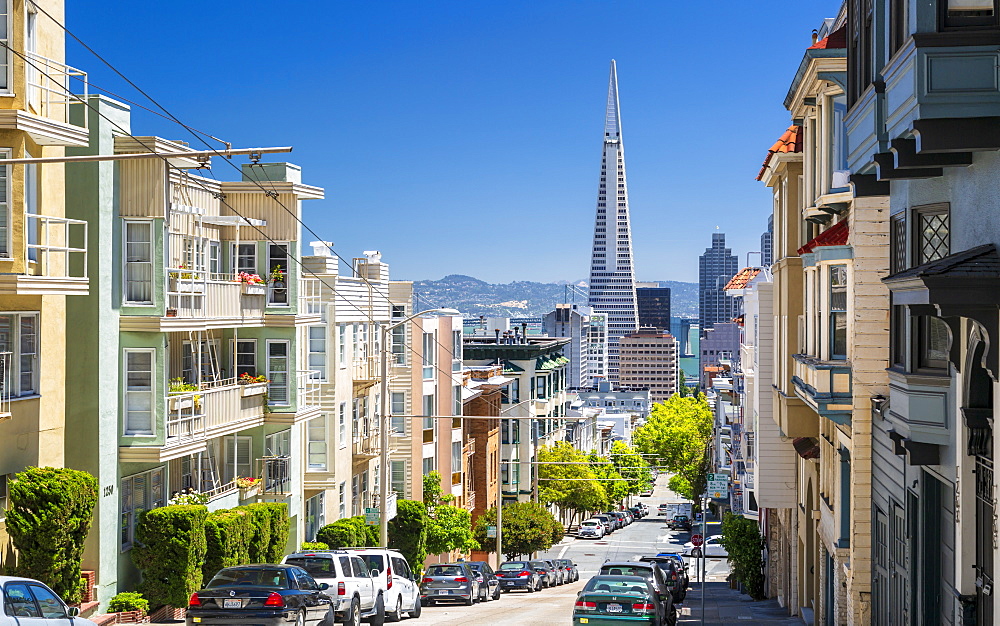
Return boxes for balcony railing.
[26,213,88,280]
[260,456,291,495]
[25,52,88,129]
[352,355,379,384]
[165,377,265,444]
[167,271,266,320]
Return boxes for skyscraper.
[588,60,639,384]
[761,214,774,267]
[636,282,672,331]
[698,233,739,332]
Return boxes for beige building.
[618,328,679,403]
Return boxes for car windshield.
[598,565,653,579]
[426,565,464,577]
[358,554,385,574]
[582,521,598,526]
[284,557,335,576]
[499,562,529,570]
[529,561,548,569]
[208,568,289,589]
[583,576,650,594]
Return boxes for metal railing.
[25,52,88,128]
[26,213,88,279]
[165,377,266,443]
[352,355,379,383]
[260,456,291,495]
[166,270,267,319]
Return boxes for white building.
[542,303,593,388]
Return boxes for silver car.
[420,562,481,606]
[1,576,97,625]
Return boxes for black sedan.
[186,564,333,625]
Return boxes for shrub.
[203,508,253,582]
[720,513,765,600]
[317,516,374,549]
[300,542,329,551]
[108,592,149,613]
[426,505,478,556]
[131,505,208,607]
[5,467,99,604]
[240,503,289,563]
[548,517,565,544]
[388,500,428,576]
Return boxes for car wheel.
[692,548,702,558]
[368,594,385,626]
[464,593,474,606]
[345,598,361,626]
[481,585,489,602]
[386,596,402,622]
[492,585,501,600]
[295,610,305,626]
[408,595,422,619]
[319,605,335,626]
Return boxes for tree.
[5,467,99,604]
[423,470,454,506]
[388,500,429,576]
[720,513,765,600]
[609,441,652,497]
[537,442,608,523]
[132,505,208,608]
[426,505,479,556]
[633,393,713,501]
[587,451,628,505]
[472,502,560,560]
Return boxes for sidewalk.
[677,582,803,625]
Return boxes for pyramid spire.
[604,60,621,140]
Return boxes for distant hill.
[409,274,699,319]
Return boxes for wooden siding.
[120,158,167,217]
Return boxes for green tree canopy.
[633,393,714,500]
[587,451,628,505]
[537,442,609,515]
[426,504,479,556]
[609,441,652,496]
[473,502,560,560]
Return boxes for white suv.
[283,550,382,625]
[348,548,421,622]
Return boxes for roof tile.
[724,267,762,291]
[757,125,803,180]
[797,220,849,255]
[807,25,847,50]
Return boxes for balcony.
[259,456,291,496]
[0,53,89,146]
[0,214,89,295]
[352,355,379,391]
[353,416,380,460]
[167,274,267,324]
[265,370,321,425]
[163,378,267,456]
[791,354,852,425]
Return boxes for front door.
[976,455,994,625]
[889,502,909,625]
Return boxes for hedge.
[387,500,428,576]
[316,515,375,549]
[132,505,208,607]
[241,503,289,563]
[5,467,99,605]
[203,508,252,582]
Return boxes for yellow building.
[0,0,91,560]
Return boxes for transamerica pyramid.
[587,60,639,384]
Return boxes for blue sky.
[66,1,837,284]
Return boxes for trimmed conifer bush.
[5,466,98,604]
[241,503,289,563]
[388,500,428,576]
[203,508,252,581]
[131,505,208,607]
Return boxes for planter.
[168,395,195,411]
[165,308,178,317]
[148,606,184,623]
[113,609,149,623]
[169,278,205,294]
[241,382,268,397]
[241,283,266,296]
[239,483,261,499]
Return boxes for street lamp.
[379,307,460,546]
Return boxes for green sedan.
[572,575,673,626]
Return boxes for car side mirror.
[319,583,330,591]
[67,607,81,617]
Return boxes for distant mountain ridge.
[409,274,698,319]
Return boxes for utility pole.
[701,492,707,625]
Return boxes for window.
[0,3,9,92]
[453,384,463,421]
[307,415,327,470]
[232,242,256,275]
[942,0,998,28]
[223,435,252,483]
[29,584,66,619]
[124,221,153,304]
[339,481,346,518]
[914,204,950,265]
[123,348,154,435]
[267,243,289,305]
[890,0,908,53]
[390,392,406,435]
[391,460,406,497]
[452,441,462,475]
[830,265,848,360]
[235,339,256,378]
[891,212,907,274]
[338,324,347,367]
[423,456,435,475]
[391,304,406,319]
[391,325,406,366]
[452,330,462,372]
[182,340,219,384]
[0,152,8,257]
[305,493,325,542]
[422,332,436,379]
[339,402,347,448]
[121,467,165,550]
[917,316,951,370]
[308,326,326,381]
[352,399,362,442]
[848,0,875,106]
[267,340,289,405]
[209,241,221,275]
[891,306,907,368]
[423,394,436,438]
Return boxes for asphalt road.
[417,474,731,625]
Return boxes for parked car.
[420,562,481,606]
[597,561,674,611]
[638,556,687,602]
[668,516,692,532]
[282,550,386,624]
[605,511,626,529]
[347,548,422,621]
[640,488,654,497]
[572,575,674,626]
[578,519,606,539]
[629,505,645,519]
[542,559,566,585]
[684,536,728,558]
[554,559,579,583]
[657,503,670,516]
[653,553,690,593]
[495,561,542,592]
[1,576,97,625]
[593,514,615,534]
[464,561,501,601]
[186,564,334,626]
[530,560,558,588]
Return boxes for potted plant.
[169,265,204,294]
[236,476,261,498]
[167,378,202,412]
[108,591,150,623]
[237,271,266,296]
[238,372,269,396]
[269,265,286,288]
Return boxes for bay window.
[830,265,848,359]
[124,221,153,304]
[123,348,154,436]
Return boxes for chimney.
[811,29,818,44]
[521,322,528,342]
[494,329,501,343]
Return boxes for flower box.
[241,382,268,397]
[168,395,194,411]
[239,484,261,499]
[169,278,204,294]
[242,283,266,296]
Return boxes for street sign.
[707,473,723,482]
[707,480,728,492]
[710,490,727,499]
[365,508,379,526]
[691,534,704,547]
[486,525,497,538]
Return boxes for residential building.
[698,233,739,332]
[700,322,740,388]
[587,60,638,383]
[65,96,325,606]
[573,389,650,419]
[636,282,671,331]
[542,303,592,388]
[618,328,679,403]
[845,0,1000,620]
[0,0,92,575]
[463,336,570,503]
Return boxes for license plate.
[606,603,622,613]
[438,590,450,595]
[505,582,514,586]
[223,599,242,609]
